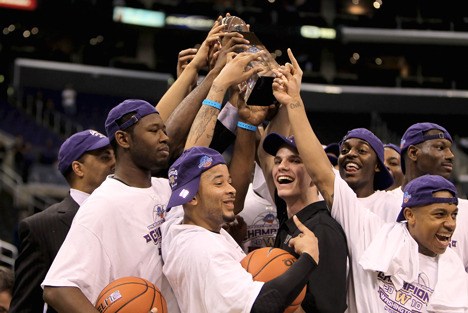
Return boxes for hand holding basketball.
[241,247,306,313]
[288,215,319,264]
[94,276,167,313]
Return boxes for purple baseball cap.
[340,128,394,191]
[263,132,297,156]
[167,146,226,210]
[396,174,458,222]
[263,132,343,166]
[399,122,452,173]
[384,143,401,155]
[58,129,110,175]
[105,99,158,142]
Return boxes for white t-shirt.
[239,183,278,253]
[358,189,401,223]
[161,216,264,313]
[331,171,468,313]
[455,199,468,272]
[42,176,180,312]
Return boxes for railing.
[20,94,83,139]
[0,239,17,269]
[0,163,64,215]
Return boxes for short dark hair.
[0,265,14,294]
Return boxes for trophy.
[221,16,279,106]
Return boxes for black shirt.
[274,200,349,313]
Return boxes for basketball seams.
[95,276,166,313]
[241,248,306,313]
[155,289,166,313]
[249,251,292,279]
[115,281,150,313]
[96,281,148,304]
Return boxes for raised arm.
[156,16,224,122]
[256,102,290,203]
[184,50,265,149]
[272,48,336,209]
[229,92,270,214]
[164,30,250,160]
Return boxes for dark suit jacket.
[10,194,79,313]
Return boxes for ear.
[375,163,381,173]
[188,194,198,206]
[404,207,416,225]
[115,130,130,149]
[71,160,85,178]
[407,145,419,163]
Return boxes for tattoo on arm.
[289,102,302,109]
[191,107,217,143]
[320,189,334,211]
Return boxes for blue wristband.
[202,99,222,110]
[237,121,257,132]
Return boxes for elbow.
[43,286,56,308]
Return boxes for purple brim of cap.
[263,132,296,156]
[57,130,110,174]
[167,177,200,209]
[396,174,458,222]
[88,137,110,151]
[384,143,401,155]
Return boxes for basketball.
[241,247,306,313]
[95,276,167,313]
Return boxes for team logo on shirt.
[153,204,165,220]
[143,204,166,249]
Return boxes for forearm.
[284,99,335,207]
[184,78,229,149]
[166,68,220,156]
[257,104,289,201]
[251,253,317,313]
[230,125,257,214]
[43,286,99,313]
[156,63,200,122]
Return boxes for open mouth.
[344,162,360,173]
[277,175,294,184]
[435,233,451,247]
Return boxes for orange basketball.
[95,276,167,313]
[241,247,307,313]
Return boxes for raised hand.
[288,215,319,264]
[214,50,267,90]
[272,48,303,106]
[210,31,251,72]
[237,89,272,127]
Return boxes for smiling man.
[260,132,348,313]
[161,146,320,313]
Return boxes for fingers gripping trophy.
[221,15,280,106]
